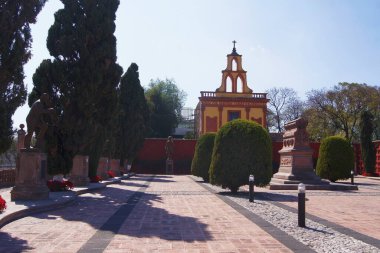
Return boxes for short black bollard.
[351,170,354,185]
[298,183,306,227]
[249,174,254,202]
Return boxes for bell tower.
[195,41,268,137]
[216,41,253,97]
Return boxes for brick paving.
[1,175,294,253]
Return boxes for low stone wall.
[0,168,15,186]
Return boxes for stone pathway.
[1,175,379,252]
[240,176,380,242]
[0,175,294,253]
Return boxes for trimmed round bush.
[191,133,216,182]
[209,119,272,193]
[316,136,354,182]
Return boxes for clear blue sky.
[13,0,380,129]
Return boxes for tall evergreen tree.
[359,110,376,174]
[0,0,47,154]
[29,0,122,175]
[117,63,149,167]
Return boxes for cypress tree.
[29,0,122,175]
[117,63,149,167]
[359,110,376,174]
[0,0,47,154]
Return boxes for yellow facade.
[195,42,268,136]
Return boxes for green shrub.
[191,133,216,182]
[316,136,354,182]
[209,119,272,193]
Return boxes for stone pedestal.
[166,159,174,174]
[119,159,128,175]
[270,118,329,190]
[11,149,49,201]
[97,157,109,179]
[109,159,121,176]
[69,155,89,186]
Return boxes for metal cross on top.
[232,40,237,49]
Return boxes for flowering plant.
[0,195,6,212]
[90,175,102,183]
[47,180,74,192]
[107,170,115,178]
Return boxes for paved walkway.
[1,175,379,252]
[1,175,293,253]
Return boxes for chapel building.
[194,42,269,137]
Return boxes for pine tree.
[359,110,376,174]
[29,0,122,175]
[0,0,47,154]
[117,63,149,167]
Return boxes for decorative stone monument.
[165,136,174,174]
[97,157,109,179]
[69,155,89,186]
[269,118,329,190]
[11,94,55,201]
[11,149,49,200]
[109,159,121,177]
[11,119,50,201]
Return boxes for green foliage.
[191,133,216,182]
[306,83,380,142]
[316,136,354,182]
[145,78,186,137]
[184,131,195,139]
[359,110,375,174]
[0,137,17,166]
[117,63,149,166]
[29,0,123,175]
[209,119,272,193]
[0,0,47,154]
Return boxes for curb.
[0,173,134,228]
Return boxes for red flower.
[64,180,74,189]
[90,175,102,183]
[107,171,115,178]
[47,180,74,191]
[0,195,7,212]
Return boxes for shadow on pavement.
[6,175,211,243]
[0,232,33,252]
[216,189,300,202]
[129,174,175,183]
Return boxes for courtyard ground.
[0,174,379,252]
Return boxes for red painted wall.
[131,138,197,174]
[132,138,380,175]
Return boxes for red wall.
[131,138,197,174]
[132,138,380,176]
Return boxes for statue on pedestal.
[165,136,174,160]
[165,136,174,174]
